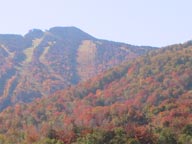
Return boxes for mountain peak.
[48,26,95,40]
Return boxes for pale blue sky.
[0,0,192,47]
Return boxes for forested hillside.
[0,27,153,110]
[0,41,192,143]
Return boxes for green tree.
[157,128,177,144]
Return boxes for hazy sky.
[0,0,192,47]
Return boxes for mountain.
[0,41,191,143]
[0,26,154,110]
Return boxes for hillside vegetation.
[0,41,192,143]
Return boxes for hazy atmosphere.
[1,0,192,143]
[1,0,192,47]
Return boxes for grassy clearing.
[23,38,43,63]
[0,44,14,57]
[77,40,97,81]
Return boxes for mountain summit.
[48,26,95,40]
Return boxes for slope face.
[0,27,153,110]
[0,41,191,143]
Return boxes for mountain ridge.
[0,26,155,110]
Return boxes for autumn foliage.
[0,41,192,143]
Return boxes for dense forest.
[0,40,192,143]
